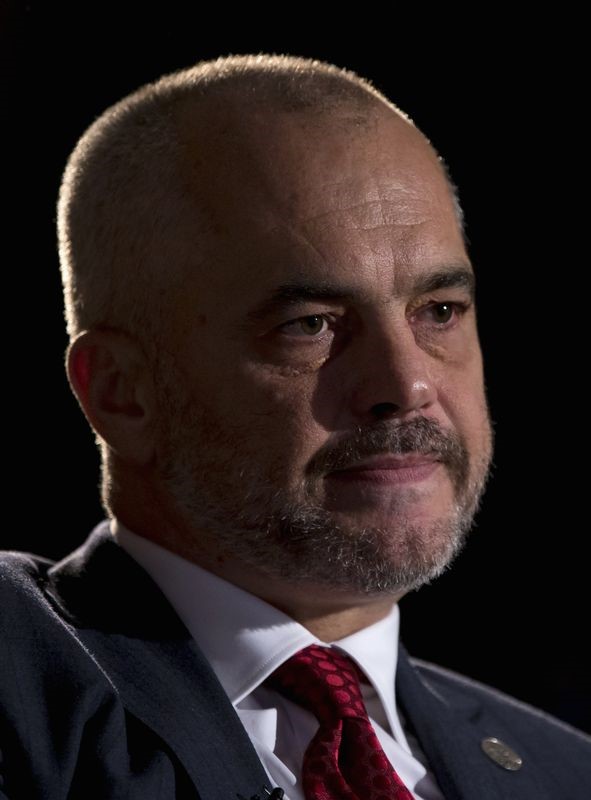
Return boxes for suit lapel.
[396,644,555,800]
[44,521,270,800]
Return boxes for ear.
[65,329,156,467]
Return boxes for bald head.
[57,54,464,356]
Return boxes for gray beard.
[156,402,492,597]
[192,493,473,596]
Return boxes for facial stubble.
[154,362,493,597]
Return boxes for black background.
[3,3,589,732]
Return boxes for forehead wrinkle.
[294,203,428,232]
[290,176,433,235]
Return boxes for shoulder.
[0,548,58,625]
[0,545,119,694]
[0,548,131,796]
[411,655,591,749]
[0,547,54,585]
[0,548,78,642]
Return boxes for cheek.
[438,351,490,435]
[451,379,491,460]
[168,339,326,472]
[239,365,329,456]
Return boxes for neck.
[273,598,398,642]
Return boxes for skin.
[67,102,493,641]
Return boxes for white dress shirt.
[111,518,444,800]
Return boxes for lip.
[327,454,440,485]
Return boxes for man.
[0,53,588,800]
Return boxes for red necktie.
[267,644,414,800]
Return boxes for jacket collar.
[44,519,271,800]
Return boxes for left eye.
[281,315,330,337]
[414,301,467,326]
[429,303,455,324]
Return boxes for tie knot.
[268,644,368,723]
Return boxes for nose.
[348,320,438,423]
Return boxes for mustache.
[306,416,469,489]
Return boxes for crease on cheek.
[261,355,330,378]
[417,337,473,365]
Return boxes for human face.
[152,107,493,597]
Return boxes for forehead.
[174,105,469,318]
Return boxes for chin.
[326,488,457,532]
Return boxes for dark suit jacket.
[1,520,590,799]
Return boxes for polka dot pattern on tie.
[267,644,414,800]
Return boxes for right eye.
[279,314,331,338]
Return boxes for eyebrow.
[245,265,476,324]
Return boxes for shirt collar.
[111,518,401,728]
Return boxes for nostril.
[370,402,399,419]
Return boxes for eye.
[414,301,469,327]
[430,303,455,324]
[280,314,330,338]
